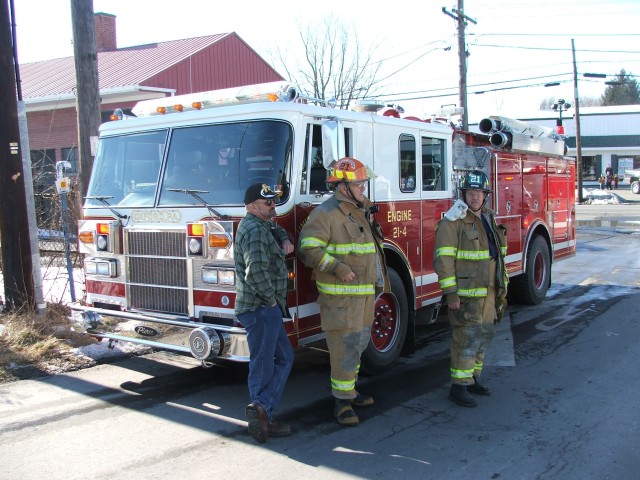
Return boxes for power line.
[474,43,640,54]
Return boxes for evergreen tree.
[600,69,640,106]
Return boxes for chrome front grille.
[126,230,188,315]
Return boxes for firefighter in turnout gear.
[434,170,508,407]
[298,157,389,426]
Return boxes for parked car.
[623,168,640,194]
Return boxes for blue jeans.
[238,305,294,420]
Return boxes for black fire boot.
[448,384,478,407]
[467,376,491,396]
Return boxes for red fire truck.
[71,81,576,373]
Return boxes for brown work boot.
[467,376,491,396]
[245,402,269,443]
[448,384,478,407]
[351,391,374,407]
[334,399,360,426]
[267,420,292,437]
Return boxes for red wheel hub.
[371,293,399,352]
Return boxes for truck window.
[159,120,292,206]
[399,134,416,192]
[422,136,446,191]
[86,130,168,208]
[306,124,329,194]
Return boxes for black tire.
[360,268,408,375]
[631,181,640,195]
[509,235,551,305]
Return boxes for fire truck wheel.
[509,235,550,305]
[631,181,640,195]
[360,268,408,375]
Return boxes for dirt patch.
[0,305,107,383]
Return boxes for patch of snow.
[582,188,624,205]
[73,339,151,361]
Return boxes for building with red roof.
[21,12,283,187]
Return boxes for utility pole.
[442,0,476,131]
[0,0,35,311]
[571,39,584,204]
[71,0,101,200]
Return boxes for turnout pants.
[321,295,375,400]
[448,260,497,385]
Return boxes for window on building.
[581,155,598,181]
[61,147,79,174]
[30,149,56,188]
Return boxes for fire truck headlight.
[85,260,97,275]
[202,266,219,284]
[85,258,118,277]
[96,259,118,277]
[188,237,203,255]
[96,234,109,251]
[218,270,235,286]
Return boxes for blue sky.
[12,0,640,121]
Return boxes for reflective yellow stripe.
[501,246,507,255]
[326,243,376,255]
[301,237,376,256]
[450,367,474,379]
[331,378,355,391]
[335,170,357,181]
[458,287,488,297]
[318,253,334,271]
[436,246,457,257]
[300,236,327,249]
[317,282,375,295]
[474,362,483,370]
[456,249,491,260]
[439,277,456,289]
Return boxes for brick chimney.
[94,12,117,52]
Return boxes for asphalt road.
[1,201,639,480]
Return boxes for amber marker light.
[208,233,230,248]
[267,93,278,102]
[78,231,95,244]
[192,101,203,110]
[173,104,184,112]
[156,106,166,114]
[288,271,296,280]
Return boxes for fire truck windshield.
[85,120,292,208]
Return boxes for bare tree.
[539,96,556,110]
[271,16,382,110]
[539,95,601,111]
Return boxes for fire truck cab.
[71,81,576,374]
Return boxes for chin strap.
[343,181,364,209]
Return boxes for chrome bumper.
[70,304,249,362]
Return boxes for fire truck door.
[419,134,450,303]
[494,154,524,266]
[548,157,570,245]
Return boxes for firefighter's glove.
[444,199,468,221]
[446,293,460,309]
[494,289,508,324]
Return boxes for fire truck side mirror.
[322,119,342,169]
